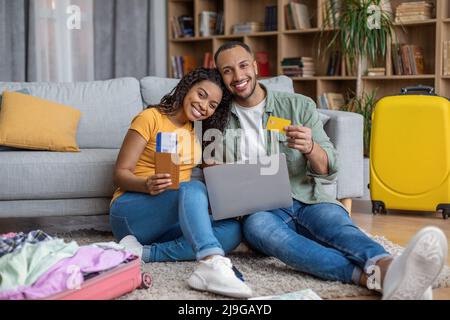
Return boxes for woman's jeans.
[242,200,390,284]
[110,180,242,263]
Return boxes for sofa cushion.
[259,75,295,93]
[0,91,81,152]
[0,198,112,218]
[140,75,330,125]
[0,78,142,149]
[0,88,30,107]
[140,76,179,107]
[0,149,119,200]
[0,88,30,151]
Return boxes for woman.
[109,68,252,298]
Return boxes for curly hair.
[149,67,231,134]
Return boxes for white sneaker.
[382,226,448,300]
[119,235,143,258]
[421,287,433,300]
[187,255,253,298]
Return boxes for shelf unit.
[168,0,449,103]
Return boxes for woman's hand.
[146,174,172,195]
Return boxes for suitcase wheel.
[437,205,450,220]
[140,272,153,289]
[372,201,386,215]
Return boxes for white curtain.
[31,0,94,82]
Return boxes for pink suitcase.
[45,256,152,300]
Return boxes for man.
[214,41,448,299]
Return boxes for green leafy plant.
[342,89,378,157]
[320,0,396,97]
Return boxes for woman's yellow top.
[111,108,201,203]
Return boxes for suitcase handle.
[401,86,435,95]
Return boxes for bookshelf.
[168,0,450,103]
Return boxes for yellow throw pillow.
[0,91,81,152]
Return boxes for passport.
[155,152,180,190]
[155,132,180,190]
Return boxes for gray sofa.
[0,76,363,218]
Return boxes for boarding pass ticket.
[156,132,177,153]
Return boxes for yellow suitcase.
[370,86,450,219]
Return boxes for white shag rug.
[58,229,450,300]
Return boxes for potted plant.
[343,89,378,157]
[320,0,396,98]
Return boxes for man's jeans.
[110,180,242,263]
[243,200,390,284]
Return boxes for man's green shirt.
[223,86,346,211]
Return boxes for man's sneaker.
[421,287,433,300]
[382,226,447,300]
[187,255,253,298]
[119,235,143,258]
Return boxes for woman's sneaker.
[382,226,448,300]
[187,255,253,298]
[119,235,143,258]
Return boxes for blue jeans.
[110,180,242,263]
[242,200,390,284]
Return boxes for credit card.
[266,116,291,134]
[156,132,177,153]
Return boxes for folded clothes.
[90,241,125,251]
[0,233,17,239]
[0,230,53,258]
[0,246,133,300]
[0,239,79,291]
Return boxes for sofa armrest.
[318,110,364,199]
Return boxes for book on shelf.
[249,289,322,300]
[318,92,346,110]
[392,44,404,75]
[171,16,181,39]
[392,44,425,75]
[199,11,217,37]
[281,57,315,77]
[256,52,270,77]
[171,15,194,38]
[367,67,386,77]
[183,56,197,75]
[412,46,425,74]
[170,56,178,78]
[284,4,294,30]
[326,51,342,76]
[171,55,198,78]
[232,22,264,34]
[215,11,224,35]
[326,93,346,110]
[443,41,450,76]
[394,1,434,23]
[285,1,312,30]
[264,5,278,31]
[202,52,215,69]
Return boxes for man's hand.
[285,125,314,155]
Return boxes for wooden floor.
[345,200,450,300]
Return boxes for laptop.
[203,153,293,221]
